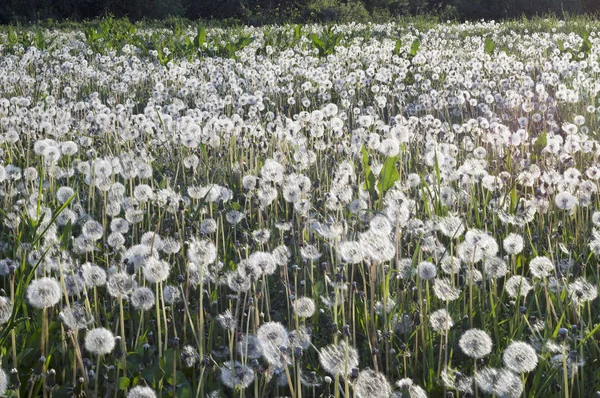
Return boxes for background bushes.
[0,0,598,25]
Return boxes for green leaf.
[484,36,495,55]
[410,39,420,56]
[361,146,375,195]
[194,25,206,49]
[581,30,590,41]
[581,39,592,54]
[533,131,547,154]
[119,377,130,390]
[394,38,402,56]
[60,219,72,249]
[294,24,302,41]
[177,384,193,398]
[378,156,400,196]
[313,280,324,295]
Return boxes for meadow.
[0,16,599,398]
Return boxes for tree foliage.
[0,0,597,24]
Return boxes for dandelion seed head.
[441,368,473,395]
[60,302,93,330]
[429,308,454,332]
[300,370,323,387]
[84,327,116,355]
[433,278,461,301]
[359,232,395,264]
[216,309,236,331]
[188,238,217,266]
[395,377,427,398]
[133,184,154,203]
[504,275,532,298]
[81,262,107,288]
[369,214,393,236]
[107,272,135,299]
[200,218,218,234]
[27,277,61,309]
[163,285,181,305]
[107,232,125,248]
[417,261,437,280]
[568,277,598,305]
[503,341,538,373]
[272,245,291,266]
[435,215,464,238]
[289,326,312,350]
[483,256,508,280]
[56,186,75,204]
[122,244,156,270]
[142,257,170,284]
[293,297,316,318]
[220,360,255,389]
[440,255,461,275]
[300,244,321,262]
[242,175,258,191]
[459,329,493,359]
[0,297,12,325]
[555,191,577,210]
[127,386,157,398]
[551,351,585,377]
[503,233,524,255]
[181,345,200,367]
[529,256,554,278]
[319,341,359,377]
[64,273,86,296]
[130,287,155,311]
[238,334,263,359]
[0,368,7,396]
[354,369,391,398]
[82,219,104,241]
[337,241,363,264]
[249,251,276,275]
[475,367,523,398]
[110,218,130,234]
[225,269,252,293]
[257,322,290,366]
[226,210,245,225]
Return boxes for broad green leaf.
[294,24,302,41]
[581,39,592,54]
[378,156,400,196]
[310,33,324,49]
[533,131,547,154]
[119,377,130,390]
[194,24,206,48]
[410,39,420,56]
[60,219,72,248]
[361,146,375,194]
[313,280,324,295]
[394,38,402,56]
[177,384,193,398]
[484,36,495,55]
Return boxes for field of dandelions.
[0,15,599,398]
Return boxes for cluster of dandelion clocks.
[0,15,599,398]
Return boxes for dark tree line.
[0,0,598,25]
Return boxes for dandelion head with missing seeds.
[319,341,359,377]
[354,369,391,398]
